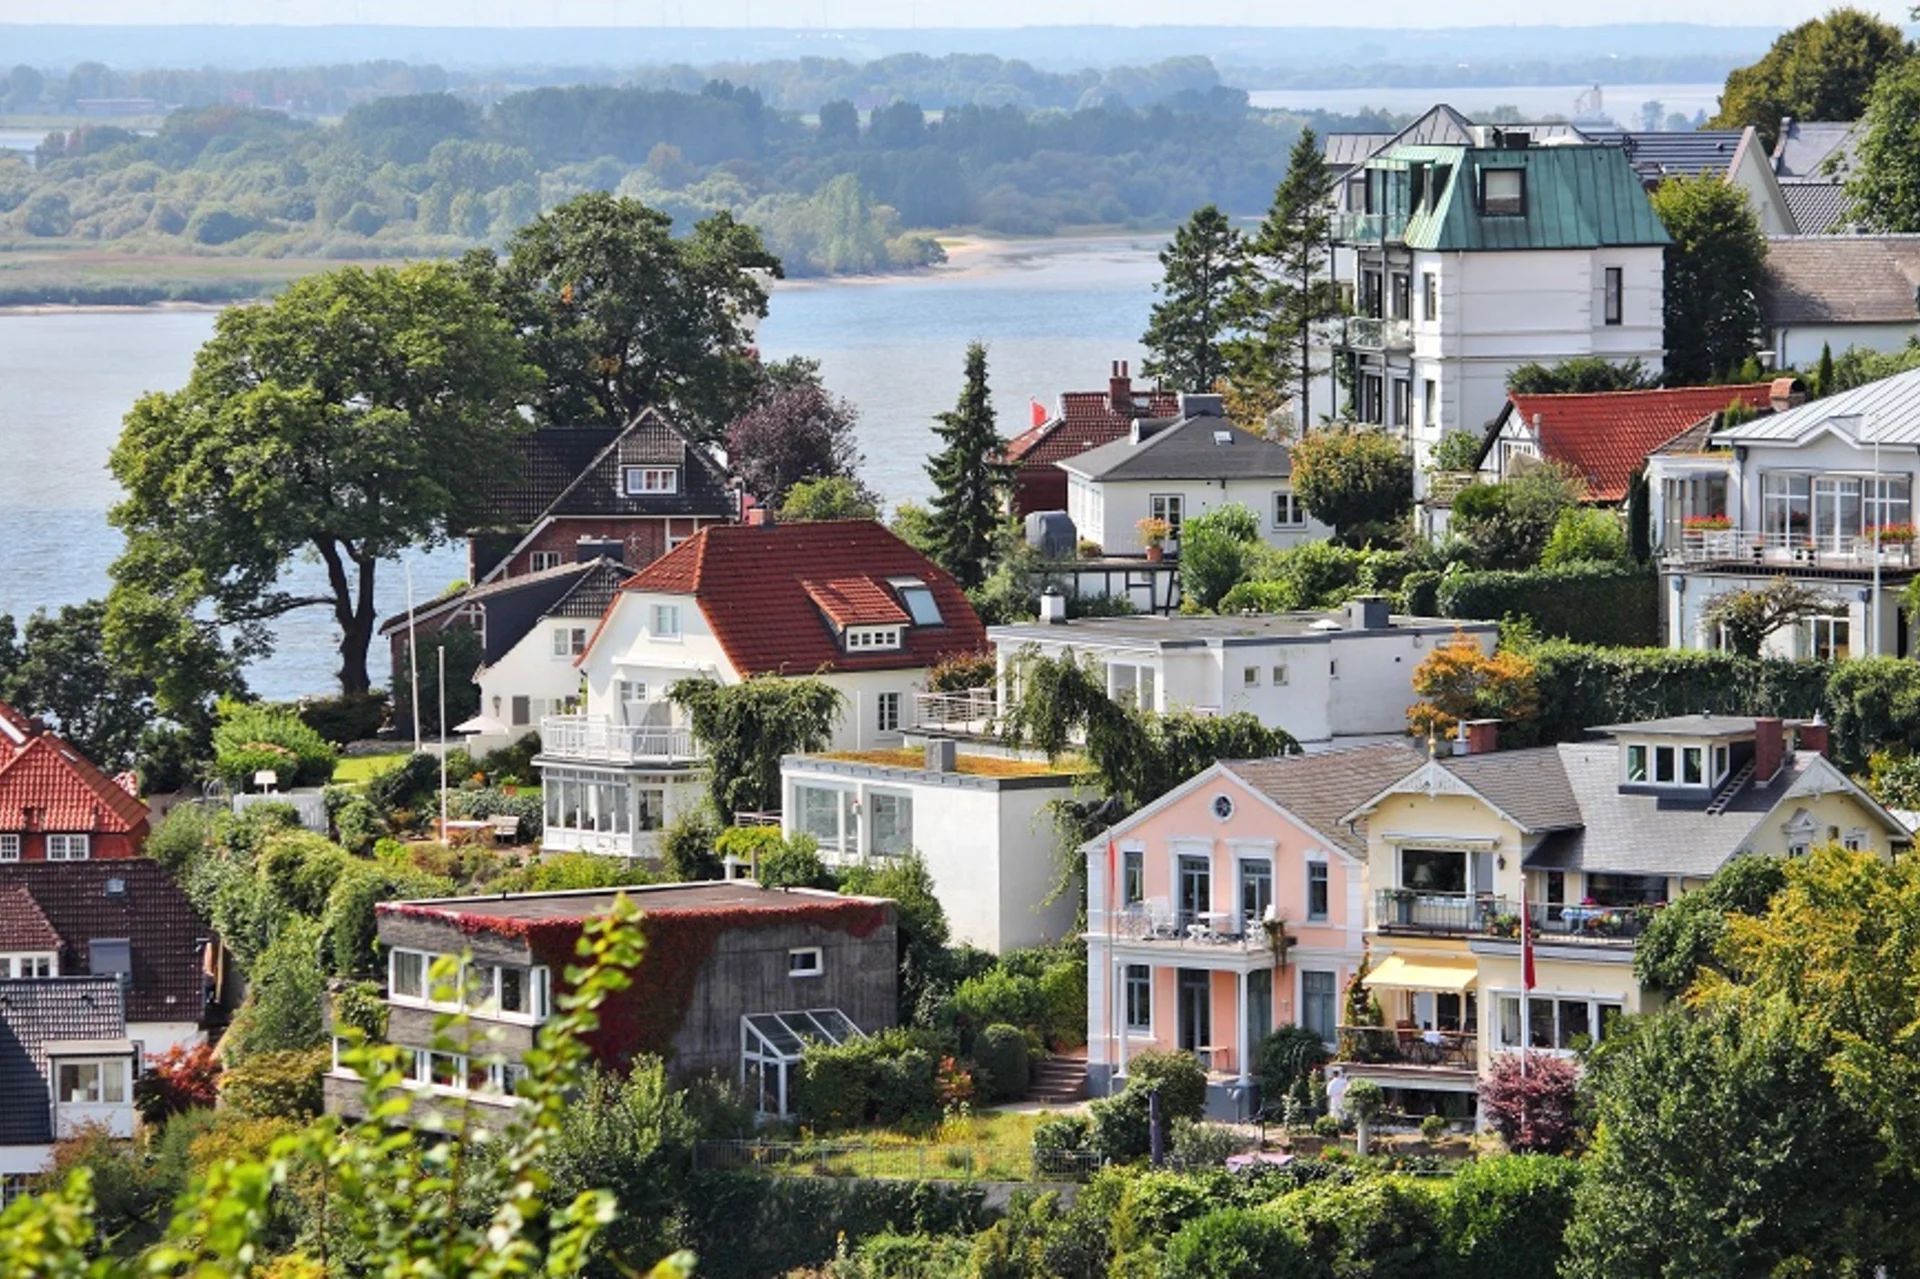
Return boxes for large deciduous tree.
[924,341,1010,590]
[1700,577,1837,658]
[1844,56,1920,232]
[726,357,869,509]
[1141,203,1242,392]
[668,675,843,820]
[107,262,536,699]
[1505,357,1656,395]
[473,191,782,442]
[1650,173,1767,385]
[1288,426,1414,542]
[1709,8,1909,151]
[0,601,162,770]
[1225,128,1339,432]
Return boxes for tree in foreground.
[1225,129,1340,431]
[1439,1155,1582,1279]
[669,675,843,820]
[473,190,782,441]
[0,600,162,770]
[1476,1052,1579,1155]
[778,475,880,522]
[1699,576,1837,658]
[1650,172,1767,385]
[1162,1208,1317,1279]
[1406,632,1540,741]
[1844,55,1920,232]
[1633,854,1786,994]
[1288,427,1413,544]
[1709,8,1909,150]
[107,262,535,698]
[1141,203,1243,392]
[924,341,1010,590]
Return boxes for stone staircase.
[1028,1052,1088,1105]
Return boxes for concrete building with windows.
[1082,743,1426,1117]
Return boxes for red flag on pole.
[1520,898,1536,991]
[1031,398,1049,428]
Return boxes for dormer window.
[1481,168,1524,216]
[622,466,678,496]
[845,626,903,652]
[1624,740,1711,788]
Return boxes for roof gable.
[1056,413,1294,482]
[0,715,148,838]
[1341,747,1580,834]
[0,975,125,1144]
[1492,384,1776,502]
[1007,388,1182,470]
[541,407,734,521]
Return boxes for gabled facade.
[1761,235,1920,370]
[538,521,986,857]
[1084,744,1427,1118]
[1651,366,1920,659]
[1005,362,1181,517]
[464,409,735,584]
[0,976,136,1192]
[0,702,149,863]
[1055,394,1330,554]
[1335,715,1906,1117]
[1770,118,1862,236]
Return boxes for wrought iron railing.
[1374,890,1657,944]
[1337,1025,1478,1069]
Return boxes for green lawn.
[332,752,412,785]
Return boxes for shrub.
[224,916,328,1059]
[212,702,339,789]
[1255,1025,1330,1103]
[330,790,381,853]
[40,1123,161,1243]
[1037,956,1088,1048]
[1270,1176,1445,1279]
[1420,1113,1449,1144]
[950,968,1043,1044]
[135,1040,221,1122]
[1030,1114,1092,1169]
[1162,1207,1317,1279]
[1448,464,1584,568]
[365,751,439,814]
[146,802,219,875]
[444,787,545,841]
[483,852,656,894]
[1437,562,1658,647]
[662,803,724,880]
[793,1030,941,1129]
[1169,1119,1247,1169]
[1540,509,1628,568]
[1125,1049,1208,1122]
[475,732,541,781]
[1439,1155,1581,1279]
[297,692,389,744]
[972,1023,1031,1101]
[1478,1052,1580,1154]
[221,1045,329,1119]
[324,862,456,977]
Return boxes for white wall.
[1775,321,1920,373]
[1668,572,1895,659]
[477,621,591,735]
[132,1022,204,1058]
[0,1145,50,1177]
[1078,477,1330,554]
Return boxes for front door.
[1177,970,1212,1059]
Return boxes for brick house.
[464,408,737,585]
[1005,362,1180,518]
[0,702,149,862]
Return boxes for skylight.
[889,578,944,626]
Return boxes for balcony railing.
[1668,526,1917,571]
[1337,1025,1478,1070]
[1106,906,1274,949]
[539,714,701,764]
[911,687,999,736]
[1332,211,1409,244]
[1374,890,1657,945]
[1340,316,1414,351]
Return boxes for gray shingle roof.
[1771,119,1861,181]
[1055,412,1294,482]
[1438,747,1584,833]
[1781,182,1852,235]
[1715,363,1920,447]
[1590,714,1789,739]
[1224,742,1430,857]
[1583,128,1752,180]
[1763,235,1920,327]
[0,976,125,1145]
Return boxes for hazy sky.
[5,0,1908,28]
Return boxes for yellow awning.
[1362,954,1479,993]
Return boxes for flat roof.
[381,882,878,923]
[813,749,1081,778]
[1591,714,1807,740]
[990,612,1489,648]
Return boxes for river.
[0,233,1163,701]
[1250,82,1725,126]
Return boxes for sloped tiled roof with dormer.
[1006,388,1183,471]
[0,705,148,839]
[472,410,733,530]
[0,975,125,1145]
[1056,409,1294,483]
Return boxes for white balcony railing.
[539,714,701,764]
[1669,527,1917,571]
[910,687,999,736]
[1341,316,1414,351]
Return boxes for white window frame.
[0,834,17,862]
[1306,859,1330,922]
[1272,490,1305,528]
[529,550,565,572]
[390,948,426,1001]
[551,626,587,659]
[1149,493,1184,538]
[622,466,680,496]
[46,834,89,861]
[1242,665,1260,688]
[875,691,901,733]
[788,947,824,978]
[3,953,55,978]
[1124,963,1152,1032]
[57,1058,128,1105]
[651,604,682,639]
[845,626,903,652]
[1493,990,1625,1053]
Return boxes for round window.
[1212,794,1235,821]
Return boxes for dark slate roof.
[1781,182,1852,235]
[1771,119,1861,181]
[378,557,628,651]
[1583,127,1753,181]
[1224,742,1430,857]
[1055,408,1293,482]
[549,559,630,621]
[477,427,623,527]
[0,860,212,1028]
[1763,236,1920,326]
[1438,747,1584,832]
[1590,714,1791,738]
[540,407,734,520]
[0,976,124,1145]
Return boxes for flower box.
[1683,515,1732,532]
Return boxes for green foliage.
[1178,501,1262,611]
[1868,748,1920,808]
[1437,1156,1581,1279]
[1700,576,1841,659]
[322,860,456,977]
[1163,1208,1319,1279]
[729,362,868,508]
[211,702,338,788]
[1650,172,1769,386]
[1427,429,1485,472]
[925,341,1011,590]
[794,1029,942,1128]
[218,1046,329,1120]
[394,623,483,737]
[1710,8,1908,148]
[484,851,659,894]
[1288,427,1413,541]
[1504,356,1656,395]
[1826,337,1920,393]
[107,262,536,699]
[841,853,952,1026]
[1447,463,1585,568]
[38,1124,164,1249]
[1436,562,1657,648]
[758,833,833,888]
[670,674,843,819]
[1142,203,1243,392]
[1634,855,1787,994]
[1476,1053,1579,1155]
[224,915,329,1061]
[677,1172,988,1279]
[1538,508,1628,569]
[971,1024,1032,1101]
[889,501,941,560]
[1270,1176,1445,1279]
[661,803,725,881]
[951,967,1043,1042]
[0,599,169,773]
[543,1059,698,1272]
[364,750,440,814]
[779,474,881,521]
[1255,1025,1330,1102]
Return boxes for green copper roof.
[1376,143,1670,252]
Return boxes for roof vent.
[1213,430,1234,445]
[104,878,126,897]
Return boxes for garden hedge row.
[1437,562,1658,648]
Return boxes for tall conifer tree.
[924,341,1008,590]
[1142,204,1243,391]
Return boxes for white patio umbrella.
[452,713,512,737]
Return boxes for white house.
[1057,394,1331,555]
[0,976,138,1198]
[983,598,1497,751]
[1319,124,1669,535]
[1762,236,1920,371]
[1651,365,1920,660]
[779,741,1082,952]
[538,520,987,858]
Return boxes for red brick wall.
[1012,468,1068,519]
[503,516,724,578]
[10,828,145,861]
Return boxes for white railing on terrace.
[1341,316,1414,351]
[1332,211,1409,244]
[1670,527,1917,570]
[911,687,999,735]
[539,714,701,763]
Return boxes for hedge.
[973,1024,1031,1102]
[1437,562,1658,647]
[676,1173,990,1279]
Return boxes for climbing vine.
[668,674,845,820]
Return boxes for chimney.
[925,738,958,773]
[1464,719,1500,755]
[1769,376,1807,412]
[745,506,774,527]
[1795,716,1830,758]
[1345,595,1390,631]
[1109,360,1131,414]
[1451,722,1470,756]
[1754,716,1785,781]
[1178,392,1225,419]
[1039,586,1069,625]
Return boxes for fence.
[693,1138,1102,1183]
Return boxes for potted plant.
[1683,514,1733,533]
[1136,516,1172,561]
[1389,886,1416,926]
[1875,523,1917,544]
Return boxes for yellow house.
[1335,714,1908,1119]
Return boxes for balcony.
[1375,891,1654,946]
[1337,1025,1478,1074]
[1339,316,1414,352]
[1332,211,1409,245]
[1668,526,1917,572]
[538,714,701,765]
[1104,905,1279,951]
[911,687,999,736]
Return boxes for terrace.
[1373,890,1655,946]
[1667,526,1917,571]
[538,713,701,765]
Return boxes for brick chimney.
[1769,376,1807,413]
[1795,717,1830,757]
[1464,719,1500,755]
[1109,360,1132,415]
[1753,716,1784,780]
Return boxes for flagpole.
[1107,837,1118,1092]
[1520,886,1534,1079]
[405,563,422,755]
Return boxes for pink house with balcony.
[1084,742,1426,1117]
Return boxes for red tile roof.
[1502,383,1777,502]
[612,521,986,676]
[0,704,150,836]
[1005,389,1183,470]
[0,882,59,952]
[804,578,912,628]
